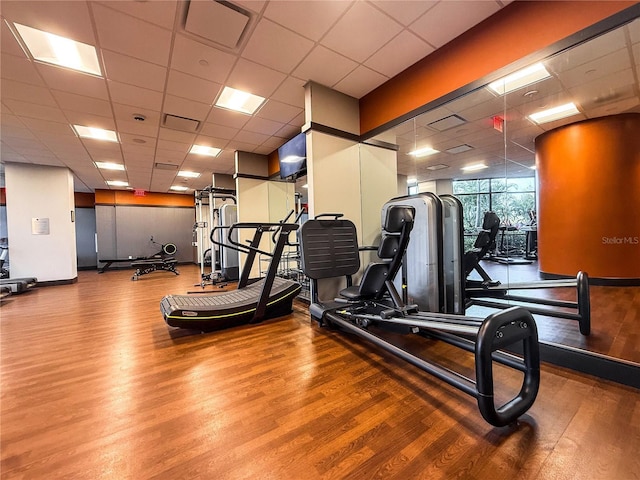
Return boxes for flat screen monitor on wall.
[278,133,306,179]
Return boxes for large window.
[453,177,536,252]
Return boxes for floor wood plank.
[1,265,638,479]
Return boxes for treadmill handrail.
[227,222,299,257]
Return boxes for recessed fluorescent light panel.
[409,146,439,158]
[215,86,265,114]
[95,162,125,171]
[488,63,551,95]
[106,180,129,187]
[461,163,488,172]
[73,125,119,143]
[190,145,221,157]
[170,185,189,191]
[528,102,580,124]
[177,171,201,178]
[13,23,102,76]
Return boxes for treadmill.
[161,221,301,331]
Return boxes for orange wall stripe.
[359,1,636,135]
[74,192,95,208]
[94,189,194,207]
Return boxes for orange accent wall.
[268,150,280,177]
[94,189,194,207]
[536,113,640,279]
[359,1,636,135]
[0,188,5,206]
[74,192,95,208]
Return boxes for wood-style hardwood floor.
[1,264,639,479]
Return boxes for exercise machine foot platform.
[299,208,540,427]
[161,222,301,331]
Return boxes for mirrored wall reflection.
[369,16,639,362]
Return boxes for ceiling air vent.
[163,114,201,133]
[155,163,179,171]
[184,0,251,50]
[428,114,467,132]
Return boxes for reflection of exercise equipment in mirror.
[299,206,540,427]
[131,237,179,280]
[463,211,590,335]
[161,221,301,332]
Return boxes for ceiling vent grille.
[184,0,251,50]
[163,114,201,133]
[154,162,179,171]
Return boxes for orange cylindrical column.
[535,113,640,282]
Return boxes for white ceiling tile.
[243,116,284,137]
[206,107,250,130]
[157,139,191,153]
[333,65,388,98]
[1,21,26,56]
[226,58,287,98]
[1,79,57,106]
[19,117,75,135]
[163,95,212,123]
[92,3,172,67]
[365,31,434,77]
[264,0,351,41]
[192,134,228,150]
[108,81,163,112]
[2,99,67,123]
[270,76,306,108]
[64,111,116,131]
[94,0,178,30]
[370,1,437,27]
[1,54,44,86]
[120,132,157,148]
[409,1,500,48]
[166,70,220,104]
[293,46,358,89]
[321,2,403,63]
[36,63,109,99]
[1,0,97,44]
[158,128,196,145]
[170,34,237,83]
[200,122,239,140]
[52,90,112,117]
[242,19,314,73]
[256,100,302,124]
[102,50,167,92]
[115,119,160,138]
[0,124,36,140]
[233,129,270,145]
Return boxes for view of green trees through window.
[453,177,536,252]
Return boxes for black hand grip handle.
[475,307,540,427]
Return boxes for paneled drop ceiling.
[0,0,511,193]
[378,16,640,183]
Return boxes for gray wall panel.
[96,205,194,263]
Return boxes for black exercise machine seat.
[339,205,415,302]
[298,211,540,427]
[464,211,500,278]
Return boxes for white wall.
[4,163,77,282]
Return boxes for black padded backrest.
[299,219,360,280]
[384,204,416,233]
[377,235,399,260]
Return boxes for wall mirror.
[367,15,639,365]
